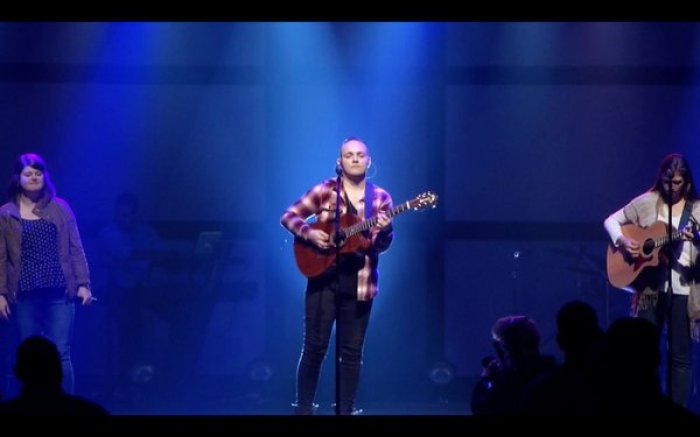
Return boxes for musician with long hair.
[604,153,700,407]
[280,137,393,415]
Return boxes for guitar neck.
[343,202,410,238]
[655,230,685,248]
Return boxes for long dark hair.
[7,153,56,203]
[650,153,698,201]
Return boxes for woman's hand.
[307,229,333,250]
[0,295,10,319]
[77,286,95,306]
[618,236,641,258]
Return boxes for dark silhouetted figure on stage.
[98,191,163,404]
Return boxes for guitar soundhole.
[339,234,347,245]
[642,239,655,256]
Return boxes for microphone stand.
[333,165,343,416]
[665,193,674,402]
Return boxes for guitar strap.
[364,182,375,220]
[362,182,375,240]
[681,200,696,273]
[679,200,693,230]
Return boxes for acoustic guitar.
[606,218,698,289]
[293,191,438,278]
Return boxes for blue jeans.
[15,288,76,394]
[295,270,373,415]
[637,293,692,407]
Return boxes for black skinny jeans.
[637,293,692,407]
[294,262,373,415]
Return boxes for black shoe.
[292,402,319,415]
[330,403,363,415]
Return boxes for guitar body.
[606,221,670,290]
[290,190,438,279]
[293,215,370,278]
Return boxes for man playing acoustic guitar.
[281,137,393,415]
[604,153,700,407]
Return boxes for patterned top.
[19,218,66,292]
[281,178,394,301]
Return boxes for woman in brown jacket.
[0,153,94,394]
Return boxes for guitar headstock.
[409,191,438,211]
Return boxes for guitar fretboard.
[342,201,412,239]
[655,231,685,248]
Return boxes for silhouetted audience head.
[14,336,62,388]
[492,315,541,365]
[472,314,555,415]
[0,336,110,416]
[556,300,603,359]
[605,317,660,380]
[595,317,700,418]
